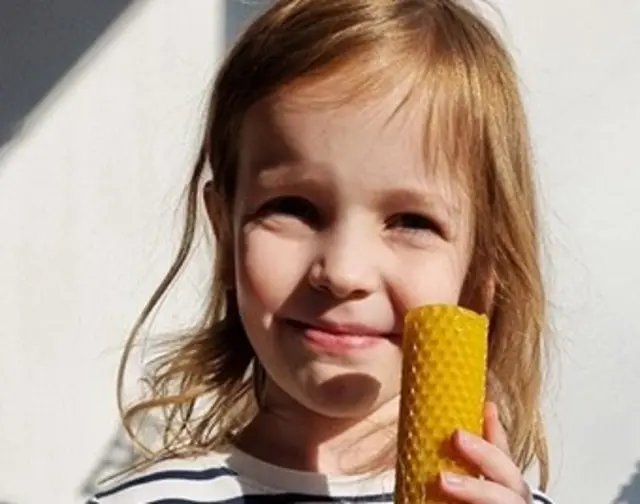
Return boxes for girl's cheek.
[237,229,314,308]
[385,253,468,316]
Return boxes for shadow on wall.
[78,426,143,498]
[613,461,640,504]
[0,0,135,149]
[224,0,269,49]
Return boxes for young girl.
[90,0,556,502]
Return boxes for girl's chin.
[290,371,397,419]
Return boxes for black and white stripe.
[88,455,555,504]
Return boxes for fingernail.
[442,472,464,486]
[457,430,477,449]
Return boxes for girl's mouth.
[284,318,392,353]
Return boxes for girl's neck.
[233,383,400,476]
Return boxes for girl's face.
[231,80,474,421]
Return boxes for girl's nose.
[307,225,381,299]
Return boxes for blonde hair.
[118,0,550,489]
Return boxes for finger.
[453,430,526,495]
[483,401,511,456]
[440,472,527,504]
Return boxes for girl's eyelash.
[387,213,444,235]
[253,201,444,237]
[256,196,319,222]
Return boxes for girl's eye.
[257,196,319,223]
[388,213,443,235]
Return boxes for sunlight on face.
[232,79,474,420]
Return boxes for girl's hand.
[438,402,533,503]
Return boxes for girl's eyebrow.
[377,187,460,213]
[252,162,323,188]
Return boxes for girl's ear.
[483,271,496,317]
[203,181,235,288]
[204,181,226,239]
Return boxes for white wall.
[0,2,220,502]
[496,2,640,503]
[1,1,638,503]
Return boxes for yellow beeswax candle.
[394,305,489,503]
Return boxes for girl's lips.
[284,318,394,353]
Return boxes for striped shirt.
[88,446,555,503]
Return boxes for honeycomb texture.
[394,304,488,504]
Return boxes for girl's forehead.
[245,94,421,153]
[242,97,414,179]
[238,77,472,200]
[236,87,471,220]
[240,73,423,157]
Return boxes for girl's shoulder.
[86,451,243,504]
[532,488,556,504]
